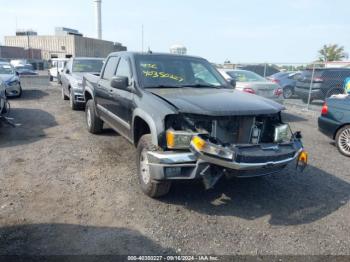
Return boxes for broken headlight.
[274,124,290,143]
[166,129,194,149]
[191,136,234,160]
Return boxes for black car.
[268,71,301,99]
[15,64,38,76]
[318,95,350,156]
[82,52,307,198]
[295,68,350,103]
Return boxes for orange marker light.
[298,151,308,164]
[166,130,175,149]
[192,136,206,151]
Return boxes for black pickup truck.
[83,52,307,198]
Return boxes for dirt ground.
[0,84,350,256]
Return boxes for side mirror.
[229,78,236,88]
[15,71,19,76]
[65,69,70,74]
[111,76,129,90]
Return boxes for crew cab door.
[95,56,134,140]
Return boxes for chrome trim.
[147,151,197,165]
[147,148,302,171]
[97,104,130,129]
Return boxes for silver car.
[61,57,104,110]
[220,69,284,104]
[0,62,22,98]
[0,79,7,114]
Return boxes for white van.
[49,58,69,82]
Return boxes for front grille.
[235,144,296,164]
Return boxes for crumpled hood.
[0,74,18,84]
[148,88,284,116]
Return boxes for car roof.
[71,57,105,60]
[108,51,205,60]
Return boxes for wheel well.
[133,117,151,146]
[334,123,350,139]
[84,91,93,102]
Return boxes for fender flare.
[84,86,95,100]
[132,108,159,145]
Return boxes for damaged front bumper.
[147,140,304,186]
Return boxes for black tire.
[136,134,171,198]
[69,88,79,110]
[335,125,350,157]
[49,75,53,81]
[61,87,69,100]
[85,99,103,134]
[283,86,293,99]
[57,74,62,85]
[16,85,22,98]
[302,97,311,104]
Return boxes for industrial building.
[4,27,126,60]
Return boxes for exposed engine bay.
[165,113,290,147]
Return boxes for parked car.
[236,64,280,77]
[268,71,301,99]
[14,64,38,76]
[49,58,69,82]
[0,62,22,98]
[295,68,350,103]
[220,69,283,104]
[61,57,104,110]
[0,79,7,115]
[318,95,350,157]
[82,52,307,198]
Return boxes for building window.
[61,46,66,51]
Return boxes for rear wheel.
[85,99,103,134]
[136,134,171,198]
[335,125,350,157]
[61,87,69,100]
[49,75,53,81]
[283,86,293,99]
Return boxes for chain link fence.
[217,62,350,111]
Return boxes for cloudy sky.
[0,0,349,63]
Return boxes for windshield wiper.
[179,84,223,88]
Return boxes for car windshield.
[0,64,15,74]
[72,59,104,73]
[227,70,266,82]
[135,55,227,88]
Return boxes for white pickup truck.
[48,58,69,83]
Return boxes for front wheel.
[69,89,79,110]
[136,134,171,198]
[85,99,103,134]
[335,125,350,157]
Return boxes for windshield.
[135,55,227,88]
[0,64,15,74]
[72,59,104,73]
[227,70,267,82]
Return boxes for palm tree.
[318,44,348,62]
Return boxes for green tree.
[318,44,348,62]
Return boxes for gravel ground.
[0,84,350,256]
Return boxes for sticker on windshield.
[141,63,158,69]
[142,70,184,82]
